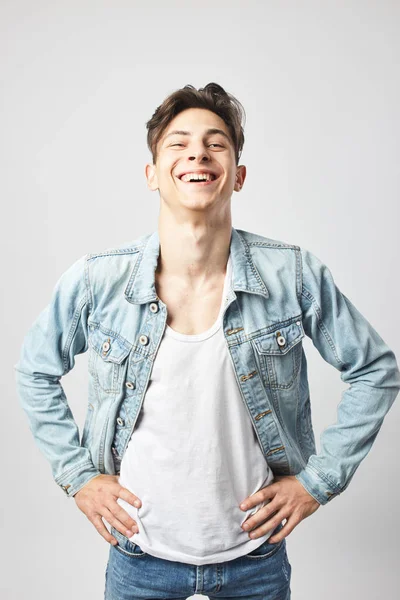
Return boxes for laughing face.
[145,108,246,213]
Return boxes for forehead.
[162,108,231,139]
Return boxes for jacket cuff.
[55,461,102,498]
[295,465,342,506]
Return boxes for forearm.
[14,253,101,497]
[298,247,400,504]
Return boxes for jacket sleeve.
[295,247,400,505]
[14,254,102,498]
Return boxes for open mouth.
[176,173,220,185]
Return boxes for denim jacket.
[14,227,400,505]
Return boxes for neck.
[156,215,232,287]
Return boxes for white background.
[2,1,399,598]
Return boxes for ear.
[234,165,247,192]
[145,163,159,191]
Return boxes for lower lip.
[177,176,219,186]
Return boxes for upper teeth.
[180,172,215,182]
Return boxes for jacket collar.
[124,226,269,304]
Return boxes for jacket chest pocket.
[251,319,305,390]
[88,326,132,394]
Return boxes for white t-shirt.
[117,255,275,565]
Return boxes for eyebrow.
[163,128,231,143]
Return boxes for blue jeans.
[104,522,291,599]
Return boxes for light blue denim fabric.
[105,521,291,599]
[14,227,400,506]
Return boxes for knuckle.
[87,512,97,523]
[283,522,294,534]
[118,509,133,524]
[107,515,117,527]
[128,518,136,528]
[294,514,303,525]
[269,538,277,544]
[264,514,273,524]
[93,518,105,532]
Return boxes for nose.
[188,148,210,163]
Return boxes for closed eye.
[171,144,224,148]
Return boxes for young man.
[15,83,400,600]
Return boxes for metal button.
[125,381,135,390]
[276,335,286,347]
[116,417,124,426]
[102,340,110,353]
[139,334,149,345]
[296,321,301,326]
[150,302,159,313]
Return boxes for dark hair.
[146,83,246,166]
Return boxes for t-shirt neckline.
[165,256,232,343]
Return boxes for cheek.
[224,171,236,187]
[157,170,174,188]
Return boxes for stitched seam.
[246,314,303,340]
[113,544,146,558]
[85,253,94,314]
[247,241,300,250]
[89,323,132,352]
[61,293,88,375]
[295,247,302,305]
[87,247,142,261]
[306,463,342,493]
[245,539,284,559]
[55,460,98,483]
[237,232,268,294]
[301,286,344,367]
